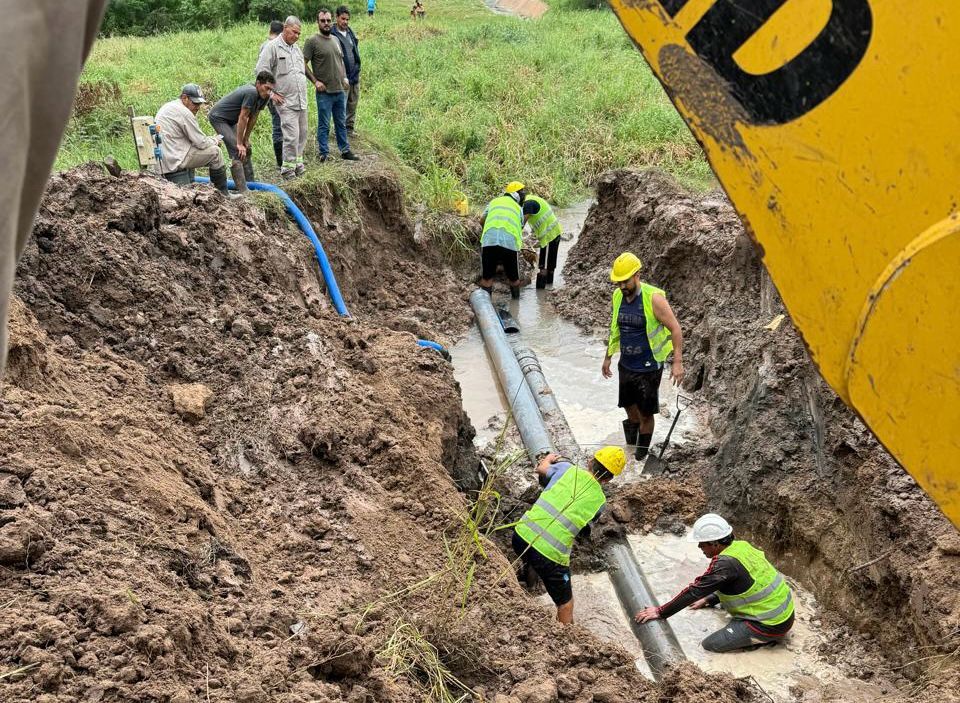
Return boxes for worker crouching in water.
[602,252,684,459]
[524,193,562,289]
[635,513,795,652]
[512,446,626,624]
[479,181,538,299]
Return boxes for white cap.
[688,513,733,543]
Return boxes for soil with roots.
[553,168,960,701]
[0,165,755,702]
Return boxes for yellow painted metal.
[607,0,960,527]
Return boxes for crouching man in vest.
[512,446,626,624]
[635,513,795,652]
[601,252,684,460]
[524,194,562,289]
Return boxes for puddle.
[451,200,707,475]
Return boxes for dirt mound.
[0,165,753,701]
[554,169,960,696]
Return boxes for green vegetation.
[62,0,709,209]
[101,0,306,36]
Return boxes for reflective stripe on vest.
[607,282,674,362]
[716,541,795,626]
[482,195,523,250]
[527,195,561,247]
[514,466,606,566]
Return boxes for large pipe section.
[606,538,685,680]
[470,289,554,464]
[507,337,579,461]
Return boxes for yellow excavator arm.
[606,0,960,527]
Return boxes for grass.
[59,0,709,211]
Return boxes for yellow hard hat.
[610,252,642,282]
[594,446,626,476]
[504,181,526,194]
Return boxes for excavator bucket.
[606,0,960,527]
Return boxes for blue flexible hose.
[193,176,447,355]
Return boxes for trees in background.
[101,0,307,35]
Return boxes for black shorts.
[481,245,520,282]
[512,530,572,606]
[618,365,663,415]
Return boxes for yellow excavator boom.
[606,0,960,527]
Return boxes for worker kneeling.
[155,84,231,195]
[512,446,625,624]
[635,513,795,652]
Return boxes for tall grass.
[59,0,709,208]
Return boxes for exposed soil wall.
[0,165,751,702]
[554,169,960,696]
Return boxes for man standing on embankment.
[256,16,309,180]
[602,252,684,459]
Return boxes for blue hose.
[193,176,447,355]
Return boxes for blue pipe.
[193,176,447,356]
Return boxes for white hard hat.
[688,513,733,543]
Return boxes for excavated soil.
[554,168,960,699]
[0,165,753,702]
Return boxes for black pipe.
[606,538,685,680]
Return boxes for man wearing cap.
[513,446,626,624]
[256,16,309,180]
[478,181,539,299]
[155,84,233,196]
[602,252,684,460]
[635,513,795,652]
[209,71,276,191]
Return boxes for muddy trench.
[1,164,957,702]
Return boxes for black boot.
[210,166,240,199]
[230,159,248,193]
[243,157,255,184]
[273,141,283,168]
[510,285,521,299]
[622,420,639,449]
[636,432,653,460]
[546,269,555,285]
[535,271,547,289]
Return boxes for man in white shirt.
[155,84,231,195]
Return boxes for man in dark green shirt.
[303,8,359,162]
[209,71,275,188]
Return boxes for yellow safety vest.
[717,540,794,626]
[606,282,673,362]
[481,195,524,250]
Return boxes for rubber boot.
[230,159,248,193]
[273,141,283,168]
[546,269,555,285]
[535,271,548,289]
[622,420,639,449]
[636,432,653,460]
[510,285,521,299]
[243,158,255,184]
[210,166,241,200]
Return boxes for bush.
[247,0,305,23]
[101,0,251,35]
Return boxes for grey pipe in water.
[606,537,685,679]
[469,289,554,464]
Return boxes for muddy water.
[451,200,707,476]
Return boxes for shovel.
[643,393,692,475]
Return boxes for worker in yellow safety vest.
[524,194,562,289]
[513,446,626,624]
[635,513,795,652]
[601,252,684,460]
[478,181,539,299]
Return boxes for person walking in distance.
[331,6,361,134]
[367,0,376,17]
[602,252,684,459]
[208,71,275,191]
[256,16,309,180]
[635,514,795,652]
[257,20,285,169]
[304,8,359,162]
